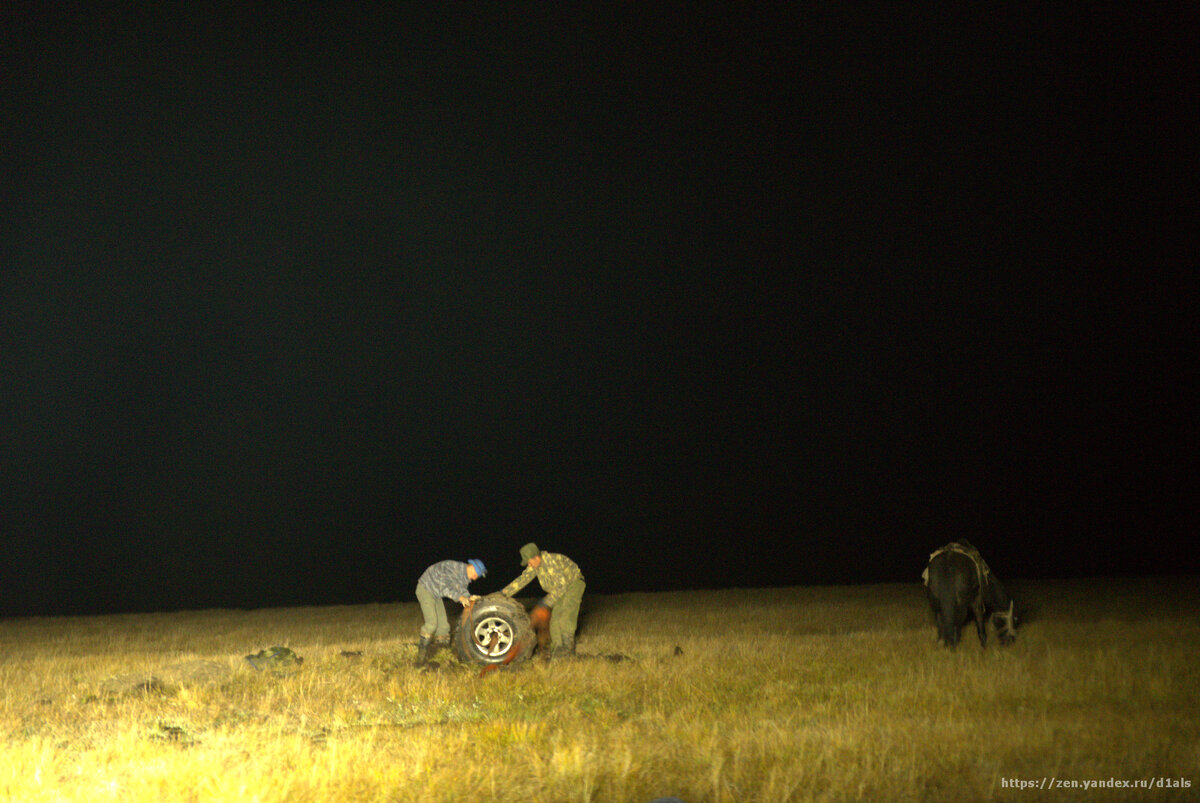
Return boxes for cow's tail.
[927,557,960,646]
[939,580,962,646]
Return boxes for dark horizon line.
[5,568,1197,621]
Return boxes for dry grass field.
[1,576,1197,802]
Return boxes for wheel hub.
[472,616,515,657]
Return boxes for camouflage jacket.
[418,560,473,601]
[500,552,584,607]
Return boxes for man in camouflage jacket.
[415,559,485,664]
[500,542,585,656]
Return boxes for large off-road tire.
[452,593,534,666]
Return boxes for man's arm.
[501,565,536,597]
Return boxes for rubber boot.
[428,637,449,663]
[550,635,576,661]
[415,635,431,666]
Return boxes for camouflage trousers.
[415,584,451,639]
[547,579,586,648]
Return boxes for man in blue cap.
[415,558,486,664]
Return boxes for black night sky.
[3,5,1196,617]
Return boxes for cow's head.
[992,600,1017,645]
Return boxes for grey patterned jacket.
[418,560,472,600]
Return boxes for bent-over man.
[415,559,485,664]
[500,542,585,657]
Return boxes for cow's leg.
[928,597,943,643]
[972,598,987,647]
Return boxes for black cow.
[923,540,1017,648]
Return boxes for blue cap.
[468,559,486,578]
